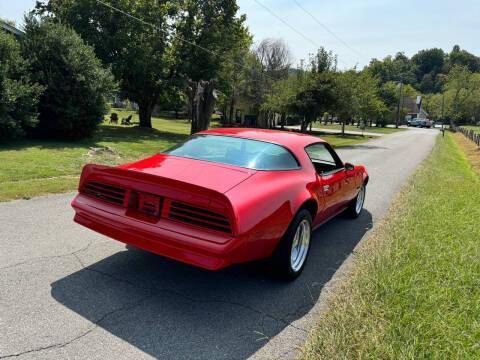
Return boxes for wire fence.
[458,127,480,147]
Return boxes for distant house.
[230,96,261,127]
[0,20,25,38]
[404,95,429,121]
[225,95,282,128]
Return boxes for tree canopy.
[0,30,42,139]
[36,0,251,128]
[22,17,115,139]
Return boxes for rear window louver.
[168,201,232,234]
[83,181,126,205]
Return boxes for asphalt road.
[0,128,437,360]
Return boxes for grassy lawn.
[310,123,407,134]
[318,133,376,147]
[301,132,480,359]
[0,110,372,202]
[463,125,480,135]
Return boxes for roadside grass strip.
[301,133,480,359]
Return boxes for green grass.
[463,125,480,135]
[319,133,376,147]
[311,123,407,134]
[0,109,371,201]
[301,133,480,359]
[0,112,190,201]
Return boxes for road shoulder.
[299,133,480,359]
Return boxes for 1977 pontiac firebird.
[72,128,368,279]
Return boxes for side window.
[305,143,343,174]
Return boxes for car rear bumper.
[71,194,248,270]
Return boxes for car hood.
[118,154,256,194]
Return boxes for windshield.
[164,135,300,170]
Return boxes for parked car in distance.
[419,119,433,128]
[408,118,433,128]
[71,128,368,280]
[408,118,422,127]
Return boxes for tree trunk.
[301,116,307,133]
[138,100,153,128]
[342,118,346,136]
[229,96,235,125]
[280,113,286,129]
[190,80,218,135]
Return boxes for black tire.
[271,209,312,281]
[346,183,366,218]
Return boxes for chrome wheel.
[355,186,365,214]
[290,219,311,272]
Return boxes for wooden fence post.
[458,127,480,148]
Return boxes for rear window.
[163,134,300,170]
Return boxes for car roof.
[198,128,324,150]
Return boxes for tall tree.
[22,16,115,139]
[368,52,416,87]
[355,71,387,127]
[334,70,359,134]
[36,0,177,128]
[445,65,480,126]
[411,48,446,93]
[261,75,297,128]
[448,45,480,73]
[175,1,253,125]
[293,48,337,132]
[0,30,42,140]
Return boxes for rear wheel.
[272,209,312,280]
[346,183,366,218]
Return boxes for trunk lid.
[118,154,255,194]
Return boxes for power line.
[95,0,278,82]
[292,0,365,61]
[253,0,318,49]
[253,0,348,67]
[96,0,216,60]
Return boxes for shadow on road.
[339,144,389,150]
[51,210,373,359]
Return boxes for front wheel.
[346,183,366,218]
[272,209,312,280]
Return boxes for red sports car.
[71,128,368,279]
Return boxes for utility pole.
[396,79,404,129]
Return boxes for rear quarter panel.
[225,169,320,260]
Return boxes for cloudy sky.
[2,0,480,69]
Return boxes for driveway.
[0,128,438,360]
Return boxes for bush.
[0,31,42,140]
[22,17,115,139]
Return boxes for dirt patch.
[87,147,117,157]
[453,132,480,175]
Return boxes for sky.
[2,0,480,69]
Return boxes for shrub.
[0,31,42,140]
[22,17,115,139]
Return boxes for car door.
[305,143,347,223]
[318,169,346,219]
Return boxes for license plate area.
[126,190,162,218]
[137,192,161,217]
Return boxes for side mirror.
[345,162,355,171]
